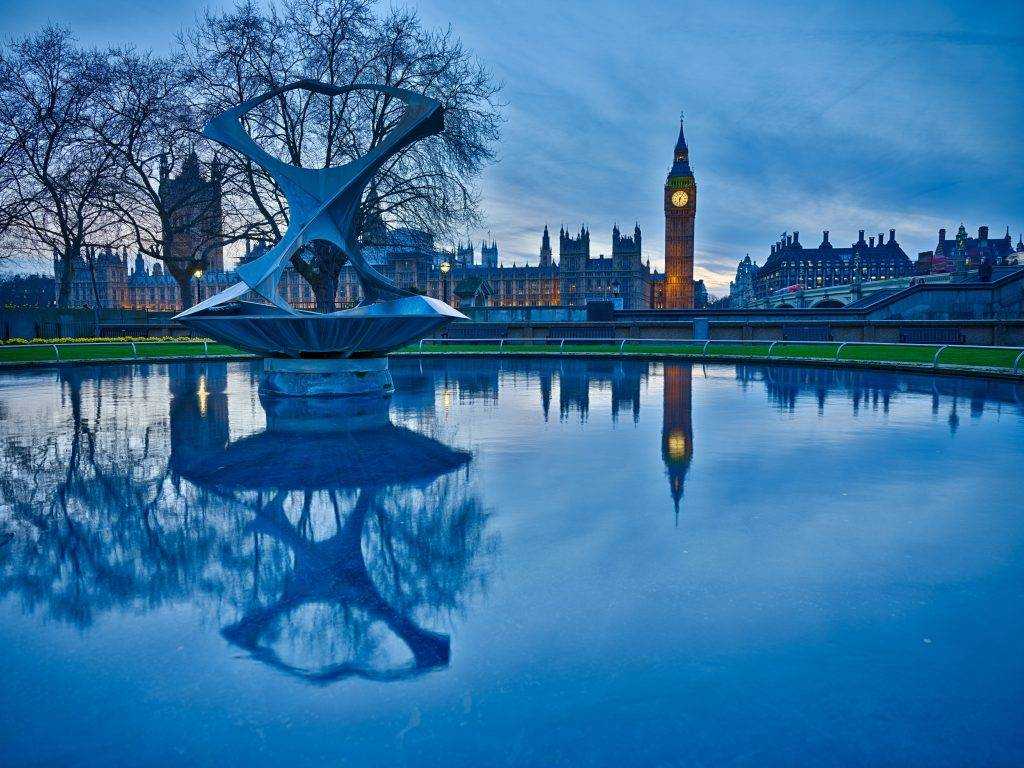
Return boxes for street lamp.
[193,268,204,305]
[439,260,451,304]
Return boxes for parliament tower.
[664,116,696,308]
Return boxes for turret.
[667,113,693,179]
[539,225,553,267]
[673,113,689,163]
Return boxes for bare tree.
[90,49,252,309]
[180,0,501,311]
[0,121,24,246]
[0,27,118,308]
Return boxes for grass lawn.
[838,344,939,364]
[408,340,1022,371]
[937,346,1023,368]
[0,341,246,364]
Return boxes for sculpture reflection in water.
[0,363,496,683]
[170,370,493,683]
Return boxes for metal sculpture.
[174,81,465,381]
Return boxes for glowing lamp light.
[439,261,451,274]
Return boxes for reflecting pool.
[1,359,1022,766]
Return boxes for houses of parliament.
[37,118,701,313]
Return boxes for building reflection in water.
[735,363,1023,436]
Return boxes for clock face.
[671,190,689,208]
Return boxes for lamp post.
[193,268,204,307]
[439,260,451,305]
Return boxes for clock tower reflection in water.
[664,114,697,308]
[661,363,694,523]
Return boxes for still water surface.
[0,358,1022,767]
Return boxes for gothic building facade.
[557,224,652,309]
[55,246,131,309]
[392,224,652,310]
[159,151,225,273]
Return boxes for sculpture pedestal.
[261,356,394,398]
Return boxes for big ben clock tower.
[664,114,696,308]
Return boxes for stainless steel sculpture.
[174,80,466,395]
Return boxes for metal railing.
[413,337,1024,373]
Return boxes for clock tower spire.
[664,114,696,308]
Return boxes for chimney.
[822,230,830,245]
[793,231,800,245]
[878,233,884,246]
[978,225,989,240]
[858,229,866,243]
[889,229,896,243]
[869,236,875,247]
[939,228,946,241]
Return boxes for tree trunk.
[55,248,75,309]
[86,262,102,336]
[291,241,346,313]
[315,272,340,313]
[174,272,195,311]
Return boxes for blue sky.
[2,0,1022,291]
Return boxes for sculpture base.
[260,356,394,398]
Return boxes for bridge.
[751,273,952,310]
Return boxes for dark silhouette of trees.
[0,27,119,308]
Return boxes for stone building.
[159,151,224,272]
[557,224,652,309]
[55,245,130,309]
[915,225,1019,274]
[650,271,666,308]
[754,229,914,298]
[727,254,759,307]
[396,223,651,310]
